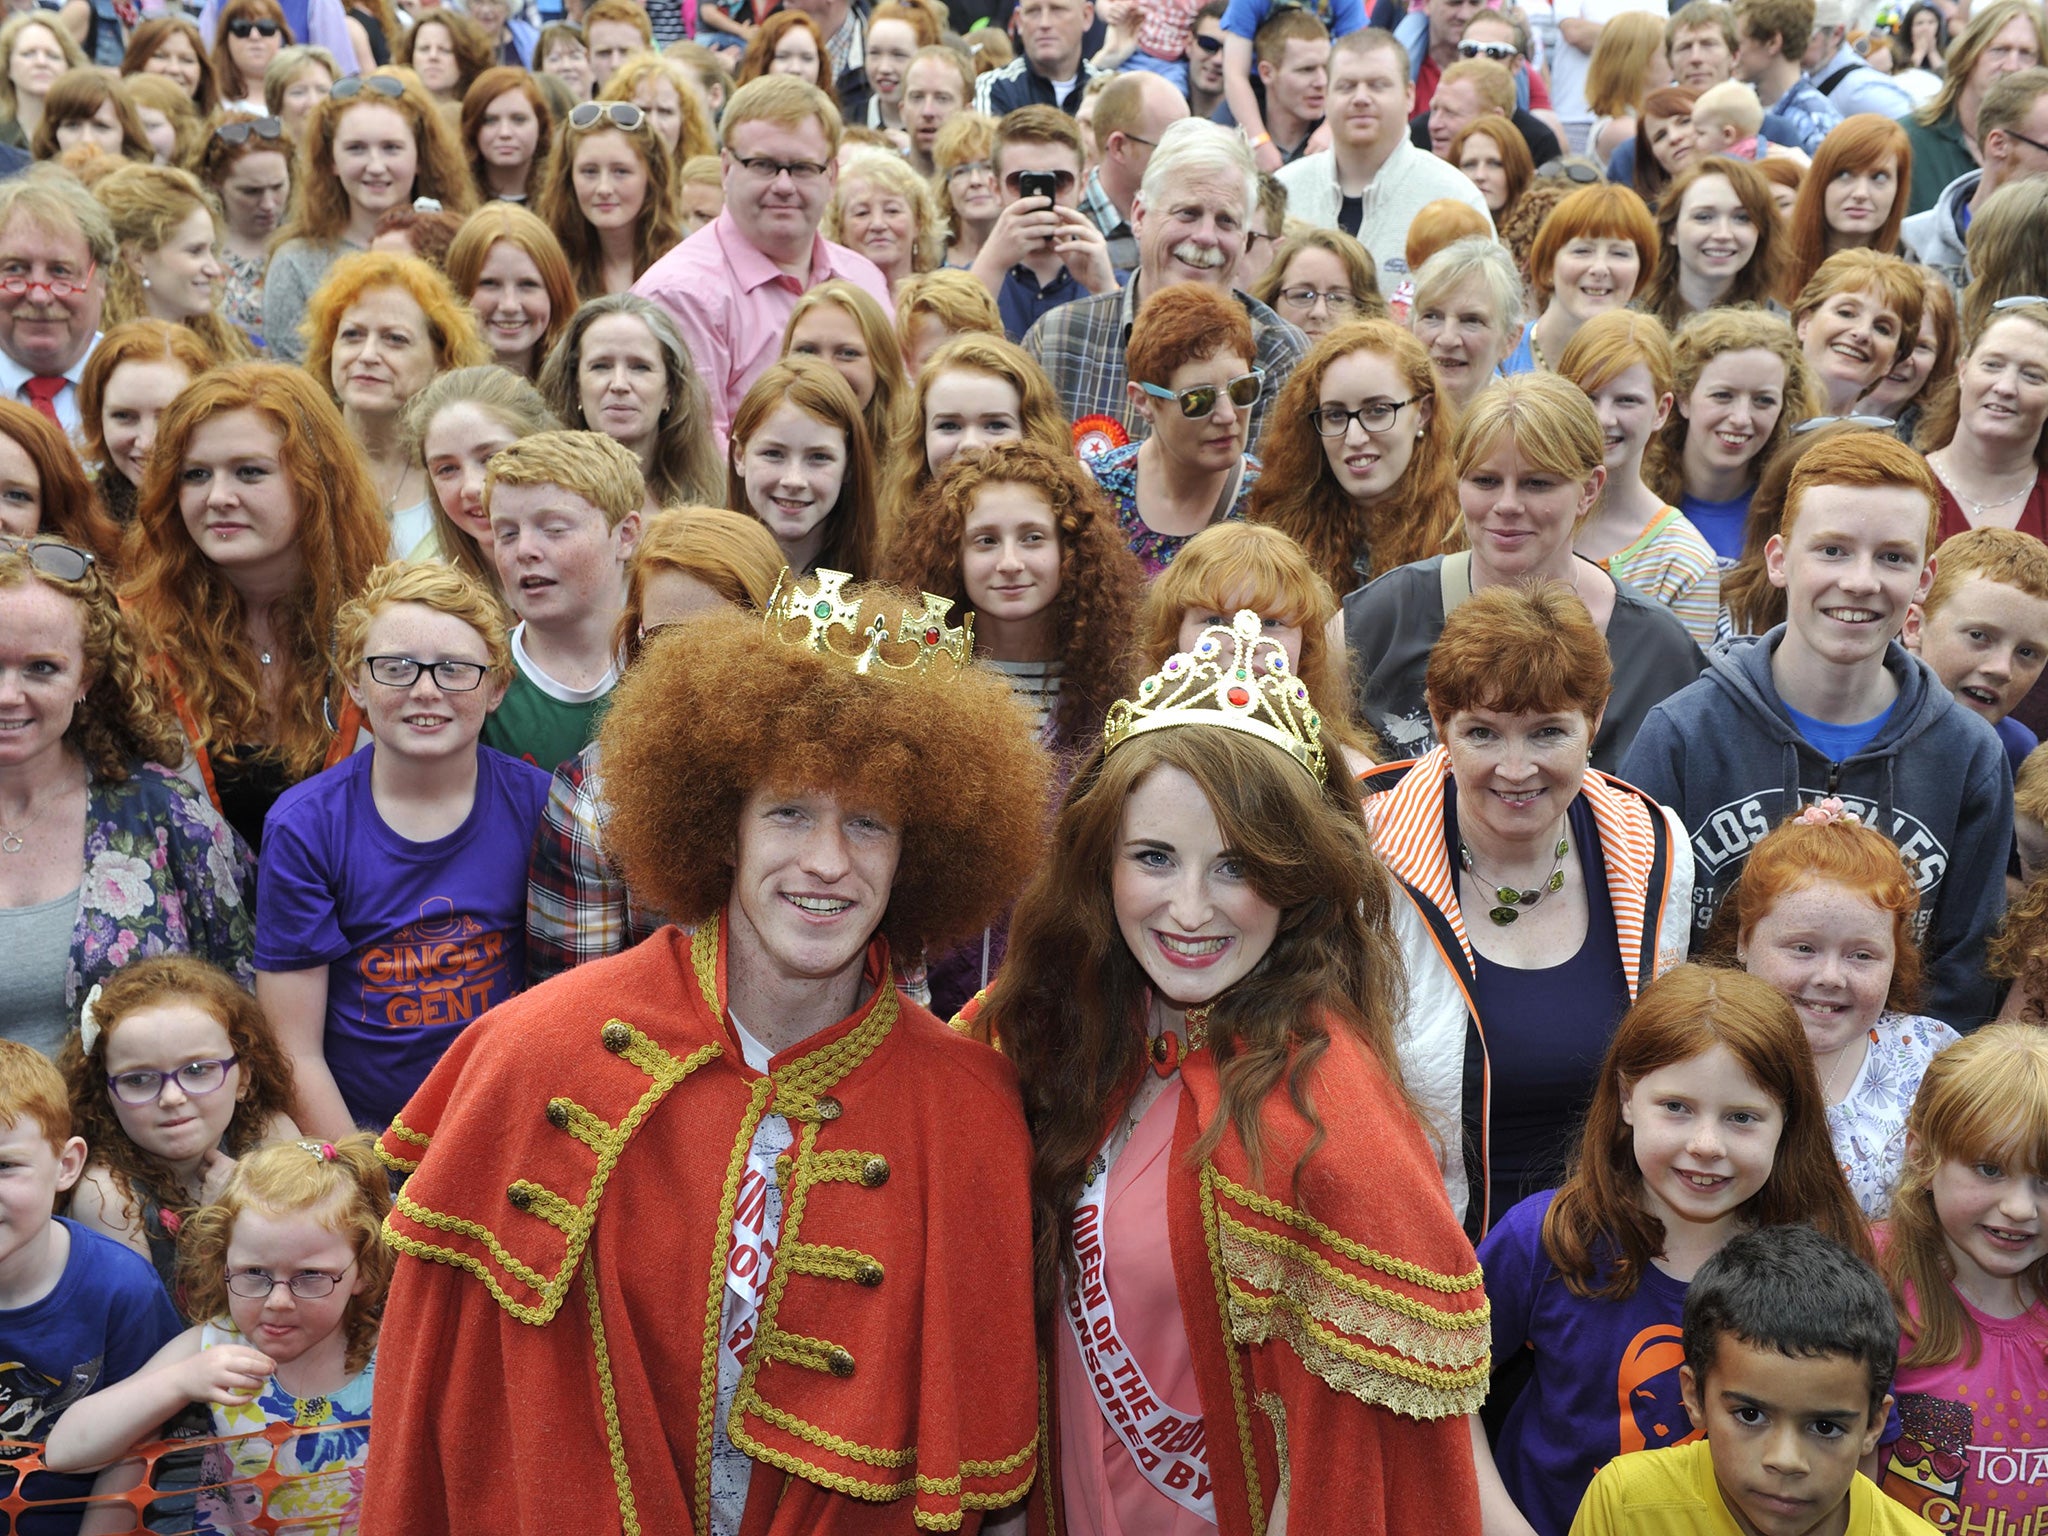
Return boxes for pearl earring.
[141,277,151,289]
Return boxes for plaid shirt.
[1023,280,1307,456]
[1079,168,1139,272]
[1133,0,1203,60]
[526,741,658,986]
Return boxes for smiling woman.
[90,162,248,365]
[1791,247,1924,417]
[726,355,880,577]
[77,319,219,529]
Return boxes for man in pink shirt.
[633,76,894,447]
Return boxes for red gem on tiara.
[1226,686,1251,707]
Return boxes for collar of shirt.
[0,338,92,401]
[1082,167,1129,236]
[713,209,829,293]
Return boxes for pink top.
[1055,1084,1214,1536]
[629,211,894,448]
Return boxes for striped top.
[988,657,1063,737]
[1599,506,1720,651]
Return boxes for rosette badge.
[1104,609,1326,782]
[764,567,975,677]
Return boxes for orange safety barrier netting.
[1,1419,370,1535]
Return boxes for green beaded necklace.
[1458,834,1571,925]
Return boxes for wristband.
[1248,131,1272,149]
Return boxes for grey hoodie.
[1618,628,2011,1029]
[1900,169,1978,291]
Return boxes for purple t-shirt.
[255,747,551,1130]
[1476,1190,1696,1536]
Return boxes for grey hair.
[1136,117,1257,227]
[1411,236,1526,326]
[0,165,116,268]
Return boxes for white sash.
[1065,1117,1217,1523]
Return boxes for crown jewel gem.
[765,568,974,676]
[1103,610,1326,781]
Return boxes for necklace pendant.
[1488,905,1519,925]
[1495,885,1522,906]
[1546,871,1565,894]
[0,832,20,854]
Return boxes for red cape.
[362,919,1040,1536]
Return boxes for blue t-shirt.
[1476,1190,1697,1536]
[1678,490,1753,562]
[1997,713,2037,777]
[1221,0,1365,38]
[255,746,552,1130]
[1783,700,1895,765]
[0,1219,182,1536]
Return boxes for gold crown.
[1104,609,1326,781]
[764,567,974,675]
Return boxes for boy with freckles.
[1621,431,2012,1030]
[1902,526,2048,778]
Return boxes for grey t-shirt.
[0,887,79,1057]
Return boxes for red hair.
[1785,113,1911,299]
[0,398,119,565]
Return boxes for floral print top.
[1828,1011,1961,1219]
[70,762,256,1014]
[221,247,265,342]
[1083,441,1261,579]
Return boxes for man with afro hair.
[363,564,1053,1536]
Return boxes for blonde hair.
[91,163,248,360]
[177,1134,393,1375]
[599,53,717,162]
[825,146,946,274]
[0,14,86,123]
[1692,78,1764,136]
[892,267,1003,364]
[1455,371,1607,491]
[335,559,512,680]
[486,428,645,528]
[721,73,842,152]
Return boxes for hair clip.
[77,983,102,1054]
[298,1140,338,1161]
[1795,796,1860,827]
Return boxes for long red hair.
[1784,113,1911,301]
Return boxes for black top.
[213,748,293,853]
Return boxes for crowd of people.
[0,0,2045,1528]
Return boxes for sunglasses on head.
[1992,295,2048,311]
[567,100,647,132]
[330,73,406,101]
[213,115,284,145]
[1792,413,1897,434]
[0,534,93,583]
[1538,159,1601,183]
[226,17,282,37]
[1457,39,1518,59]
[1138,370,1264,419]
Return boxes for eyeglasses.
[1138,369,1265,418]
[1792,413,1897,433]
[730,152,830,183]
[226,16,281,37]
[1277,285,1361,314]
[567,100,647,132]
[2003,128,2048,157]
[225,1261,357,1300]
[0,535,93,581]
[1002,168,1076,195]
[0,261,96,300]
[365,655,490,691]
[1538,160,1602,183]
[1457,39,1519,59]
[213,115,284,145]
[108,1056,239,1106]
[1192,30,1223,51]
[1310,396,1421,436]
[1245,229,1279,251]
[330,73,406,101]
[945,158,995,182]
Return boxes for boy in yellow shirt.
[1570,1225,1937,1536]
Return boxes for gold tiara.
[764,567,974,676]
[1104,610,1325,781]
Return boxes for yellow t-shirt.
[1569,1440,1940,1536]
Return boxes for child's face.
[1765,484,1933,674]
[224,1205,365,1368]
[1905,574,2048,726]
[736,403,849,568]
[488,481,639,629]
[102,1000,245,1171]
[1680,1337,1885,1536]
[1929,1152,2048,1303]
[1738,879,1895,1060]
[0,1115,85,1279]
[1621,1044,1785,1239]
[960,481,1062,635]
[346,602,508,767]
[1692,113,1742,149]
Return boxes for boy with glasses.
[255,561,552,1140]
[971,105,1117,340]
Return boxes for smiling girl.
[1522,182,1659,374]
[78,320,218,529]
[1471,964,1870,1536]
[1876,1026,2048,1533]
[1792,248,1923,417]
[727,356,880,578]
[1917,301,2048,542]
[406,367,560,597]
[444,203,576,380]
[92,163,246,363]
[120,16,218,116]
[1642,157,1786,331]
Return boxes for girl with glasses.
[1250,226,1383,343]
[44,1133,393,1532]
[0,535,250,1060]
[1086,283,1265,576]
[61,956,298,1303]
[212,0,290,113]
[200,112,292,340]
[534,98,682,300]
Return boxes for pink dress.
[1055,1084,1215,1535]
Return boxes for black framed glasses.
[330,73,406,101]
[1192,30,1223,51]
[1793,413,1897,434]
[225,1261,357,1300]
[0,535,94,581]
[1310,396,1421,436]
[1458,39,1518,59]
[226,16,281,36]
[1277,285,1361,314]
[729,152,829,183]
[108,1056,238,1106]
[1139,369,1264,419]
[213,115,284,145]
[365,655,490,691]
[568,100,647,132]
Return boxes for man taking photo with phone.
[971,105,1119,340]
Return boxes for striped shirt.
[988,657,1063,736]
[1599,506,1720,651]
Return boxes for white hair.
[1136,117,1258,224]
[1411,236,1526,324]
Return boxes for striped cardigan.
[1362,748,1695,1239]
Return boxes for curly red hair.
[879,439,1143,752]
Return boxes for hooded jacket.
[1900,168,1977,290]
[1618,628,2011,1030]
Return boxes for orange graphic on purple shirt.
[1616,1325,1701,1455]
[354,898,513,1030]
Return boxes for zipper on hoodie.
[1826,761,1841,793]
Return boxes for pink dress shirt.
[631,211,894,448]
[1054,1083,1214,1536]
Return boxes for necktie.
[22,376,64,427]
